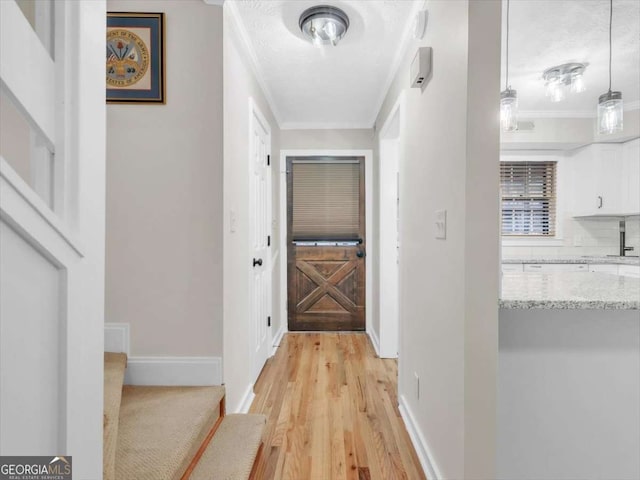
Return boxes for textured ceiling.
[232,0,420,128]
[231,0,640,126]
[502,0,640,115]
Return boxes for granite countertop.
[500,271,640,310]
[502,256,640,266]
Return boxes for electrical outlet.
[414,372,420,399]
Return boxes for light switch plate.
[435,209,446,239]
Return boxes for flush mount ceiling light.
[542,62,587,102]
[299,5,349,46]
[598,0,623,135]
[501,0,518,132]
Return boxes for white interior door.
[0,2,106,477]
[249,100,271,381]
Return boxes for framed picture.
[106,12,165,103]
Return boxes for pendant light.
[598,0,623,134]
[501,0,518,132]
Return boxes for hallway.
[249,333,426,480]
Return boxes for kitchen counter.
[502,256,640,266]
[500,271,640,309]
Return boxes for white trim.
[1,157,84,257]
[124,356,223,386]
[519,110,596,119]
[502,238,565,247]
[203,0,224,5]
[377,93,404,359]
[367,328,380,357]
[280,122,373,131]
[104,323,130,356]
[225,1,282,127]
[369,0,426,127]
[235,383,256,414]
[279,149,374,333]
[398,394,442,480]
[520,102,640,119]
[0,0,57,146]
[272,323,286,350]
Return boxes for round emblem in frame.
[106,29,150,87]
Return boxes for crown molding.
[519,110,595,119]
[203,0,224,5]
[225,1,283,126]
[280,121,374,131]
[520,101,640,119]
[368,0,426,127]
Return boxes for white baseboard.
[398,394,442,480]
[367,327,381,357]
[105,323,130,355]
[235,383,255,414]
[124,356,223,386]
[272,323,286,352]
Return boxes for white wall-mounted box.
[410,47,432,90]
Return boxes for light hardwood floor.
[249,332,426,480]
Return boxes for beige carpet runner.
[103,354,265,480]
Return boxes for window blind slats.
[500,162,557,236]
[292,162,360,239]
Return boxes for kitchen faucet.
[619,219,635,256]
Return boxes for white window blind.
[291,161,360,240]
[500,161,557,236]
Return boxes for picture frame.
[106,12,165,104]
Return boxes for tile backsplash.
[502,215,640,259]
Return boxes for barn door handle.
[356,250,365,258]
[253,258,263,267]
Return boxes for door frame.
[278,149,373,343]
[377,92,405,358]
[248,97,272,382]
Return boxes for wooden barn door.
[287,156,365,331]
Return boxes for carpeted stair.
[103,353,265,480]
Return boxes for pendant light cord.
[608,0,613,93]
[505,0,510,90]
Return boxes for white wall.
[280,128,373,150]
[498,308,640,480]
[106,0,224,358]
[373,1,501,478]
[223,5,281,413]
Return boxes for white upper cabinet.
[569,141,639,217]
[622,139,640,214]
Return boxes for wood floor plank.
[250,333,426,480]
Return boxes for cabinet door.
[623,139,640,215]
[594,145,624,215]
[568,146,597,216]
[618,265,640,278]
[589,264,619,274]
[502,263,523,273]
[524,263,588,272]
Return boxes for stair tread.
[116,385,225,480]
[190,414,266,480]
[104,353,127,480]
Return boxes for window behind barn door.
[500,161,557,236]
